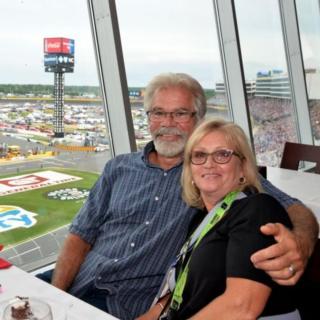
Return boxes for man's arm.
[288,203,319,259]
[252,176,319,285]
[251,203,318,285]
[251,177,319,285]
[52,233,91,291]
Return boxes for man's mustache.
[153,127,186,138]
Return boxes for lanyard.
[152,194,231,306]
[170,190,239,312]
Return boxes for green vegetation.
[0,84,215,98]
[0,168,99,247]
[8,112,17,120]
[204,89,215,99]
[28,134,51,143]
[0,84,102,97]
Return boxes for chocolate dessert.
[10,297,36,320]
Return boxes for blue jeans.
[36,269,108,312]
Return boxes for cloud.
[0,0,316,87]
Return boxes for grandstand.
[255,69,291,99]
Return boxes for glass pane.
[235,0,299,166]
[0,0,111,270]
[296,0,320,146]
[116,0,229,150]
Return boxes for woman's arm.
[136,295,170,320]
[189,278,271,320]
[135,304,163,320]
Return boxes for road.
[0,135,112,175]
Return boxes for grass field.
[0,167,99,247]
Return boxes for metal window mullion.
[279,0,313,144]
[87,0,136,156]
[213,0,253,144]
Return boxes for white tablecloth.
[0,266,119,319]
[267,167,320,223]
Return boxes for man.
[48,73,318,319]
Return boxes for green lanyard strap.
[170,190,239,311]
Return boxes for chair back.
[280,141,320,174]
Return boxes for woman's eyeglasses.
[190,149,243,165]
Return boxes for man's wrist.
[293,229,314,260]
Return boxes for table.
[267,167,320,224]
[0,266,119,319]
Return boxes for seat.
[280,141,320,174]
[257,165,267,178]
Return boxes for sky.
[0,0,319,88]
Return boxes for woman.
[138,119,299,320]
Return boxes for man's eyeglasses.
[146,110,196,123]
[190,149,243,165]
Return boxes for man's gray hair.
[143,72,207,121]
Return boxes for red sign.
[44,37,75,55]
[0,175,48,187]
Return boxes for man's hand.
[250,223,308,285]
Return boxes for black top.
[172,193,295,319]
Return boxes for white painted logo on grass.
[47,188,89,200]
[0,205,37,232]
[0,170,82,196]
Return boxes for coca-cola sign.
[44,37,75,55]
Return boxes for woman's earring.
[239,176,246,185]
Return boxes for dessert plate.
[0,297,67,320]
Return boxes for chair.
[280,141,320,174]
[257,165,267,178]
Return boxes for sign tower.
[44,37,75,138]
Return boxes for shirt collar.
[142,141,156,165]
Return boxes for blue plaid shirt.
[69,142,299,319]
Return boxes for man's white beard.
[152,127,188,158]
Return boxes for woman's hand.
[136,302,165,320]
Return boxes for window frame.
[87,0,136,156]
[278,0,313,144]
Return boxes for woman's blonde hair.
[182,118,262,209]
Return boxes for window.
[1,0,319,271]
[235,0,299,166]
[0,0,111,270]
[116,0,229,150]
[296,0,320,146]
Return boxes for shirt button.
[164,172,167,176]
[145,221,150,225]
[98,276,102,280]
[130,242,135,247]
[155,196,159,201]
[114,259,118,262]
